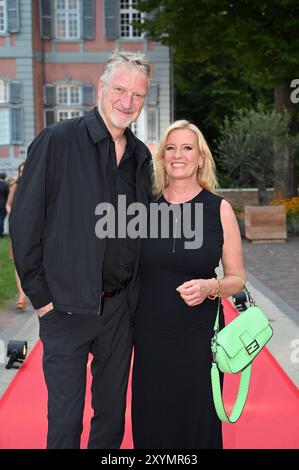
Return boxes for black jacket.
[9,107,152,315]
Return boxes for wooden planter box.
[244,205,287,242]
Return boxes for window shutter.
[7,0,19,33]
[82,0,95,40]
[147,108,158,143]
[82,84,94,105]
[146,83,159,106]
[11,107,24,144]
[9,81,22,104]
[104,0,119,39]
[40,0,53,39]
[45,110,55,127]
[44,85,56,106]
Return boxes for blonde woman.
[132,120,246,449]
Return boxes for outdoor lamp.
[6,340,28,370]
[232,290,248,312]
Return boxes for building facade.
[0,0,172,176]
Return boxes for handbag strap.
[211,275,254,423]
[212,275,255,334]
[211,362,252,423]
[237,276,256,306]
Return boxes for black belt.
[101,288,123,298]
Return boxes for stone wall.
[215,188,276,209]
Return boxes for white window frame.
[0,108,10,145]
[0,0,7,34]
[55,0,80,40]
[0,79,9,103]
[57,109,83,121]
[57,84,82,105]
[120,0,144,39]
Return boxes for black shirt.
[95,109,138,291]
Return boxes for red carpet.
[0,299,298,449]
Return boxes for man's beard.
[110,114,132,129]
[98,101,135,129]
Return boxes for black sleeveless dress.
[132,189,224,449]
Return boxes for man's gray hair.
[101,49,151,86]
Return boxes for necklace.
[172,204,188,254]
[163,188,203,254]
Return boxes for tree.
[217,105,299,203]
[137,0,299,195]
[174,54,271,151]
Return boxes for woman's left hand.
[176,279,214,307]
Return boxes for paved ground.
[243,238,299,313]
[0,237,298,398]
[0,301,37,397]
[241,237,299,389]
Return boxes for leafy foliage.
[217,105,298,202]
[137,0,299,192]
[0,236,17,308]
[174,55,272,153]
[137,0,299,88]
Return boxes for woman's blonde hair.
[152,120,219,196]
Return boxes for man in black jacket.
[10,50,152,449]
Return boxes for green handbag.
[211,282,273,423]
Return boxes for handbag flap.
[216,306,272,358]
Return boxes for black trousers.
[0,207,6,236]
[39,289,132,449]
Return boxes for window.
[0,108,10,145]
[44,83,93,126]
[0,79,9,103]
[0,0,7,34]
[57,85,81,105]
[0,79,23,144]
[55,0,80,40]
[131,107,146,142]
[41,0,94,40]
[0,107,23,145]
[0,0,19,34]
[120,0,143,38]
[57,109,82,121]
[131,107,159,145]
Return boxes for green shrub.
[0,236,17,309]
[217,104,299,204]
